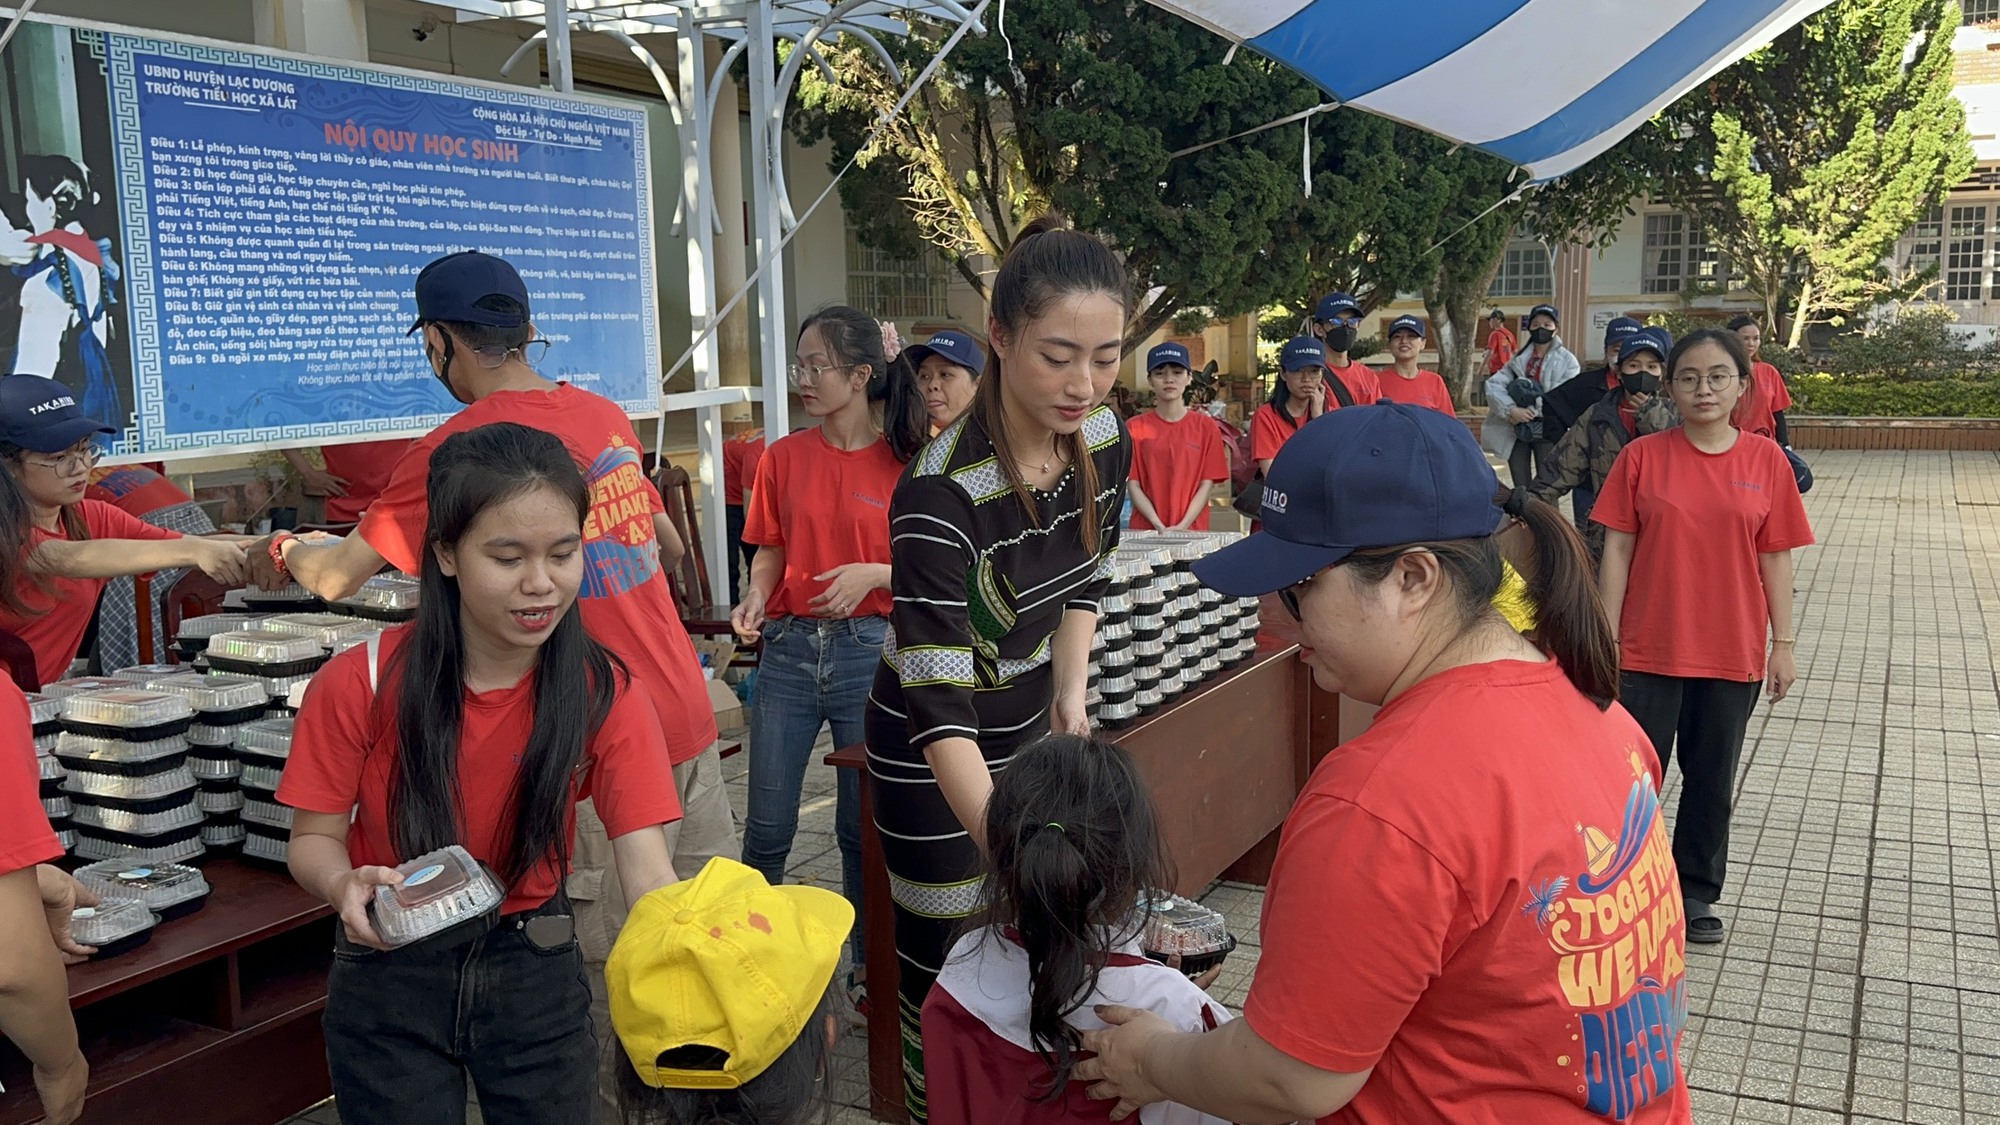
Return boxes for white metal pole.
[545,0,573,92]
[680,18,732,601]
[746,0,790,442]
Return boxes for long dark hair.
[972,215,1129,555]
[0,441,89,617]
[387,422,621,887]
[797,305,927,463]
[616,987,836,1125]
[976,734,1172,1099]
[1347,491,1619,708]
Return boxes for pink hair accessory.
[880,320,903,362]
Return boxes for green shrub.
[1790,372,2000,417]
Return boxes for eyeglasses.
[1277,548,1423,621]
[20,446,101,475]
[1671,372,1742,392]
[788,362,858,389]
[421,332,551,370]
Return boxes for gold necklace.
[1015,439,1061,475]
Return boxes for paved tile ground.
[288,449,1999,1124]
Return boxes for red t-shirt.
[321,439,417,524]
[280,627,683,915]
[1250,402,1309,464]
[1591,430,1814,681]
[87,466,191,517]
[1127,410,1228,530]
[1246,660,1693,1125]
[1,501,181,686]
[1730,362,1793,442]
[357,383,718,763]
[740,429,900,620]
[1375,369,1456,414]
[0,689,60,876]
[722,430,767,508]
[1486,328,1518,374]
[1324,361,1384,409]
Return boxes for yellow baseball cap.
[607,857,854,1090]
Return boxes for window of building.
[1641,212,1727,295]
[1487,237,1552,299]
[846,231,951,321]
[1965,0,2000,24]
[1909,205,1943,274]
[1946,204,1988,301]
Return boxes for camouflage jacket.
[1528,392,1679,560]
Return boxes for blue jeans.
[1573,485,1597,532]
[742,614,882,959]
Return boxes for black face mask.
[1323,324,1358,354]
[1529,327,1555,346]
[1621,371,1659,397]
[427,333,470,405]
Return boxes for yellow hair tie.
[1492,559,1538,635]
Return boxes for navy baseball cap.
[1280,336,1327,371]
[0,374,116,453]
[1192,403,1502,597]
[407,250,533,334]
[1619,327,1672,365]
[903,330,986,377]
[1146,342,1192,372]
[1387,314,1426,340]
[1528,303,1560,325]
[1603,316,1643,350]
[1314,293,1362,322]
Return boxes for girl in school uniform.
[0,374,246,686]
[1594,328,1814,944]
[1127,343,1227,530]
[279,422,684,1125]
[730,304,927,1017]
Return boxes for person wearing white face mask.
[1484,303,1580,491]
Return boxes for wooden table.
[828,627,1340,1123]
[0,860,336,1125]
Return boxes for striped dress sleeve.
[886,474,981,749]
[1067,416,1131,613]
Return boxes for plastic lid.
[74,831,206,866]
[197,788,246,813]
[331,629,383,654]
[244,583,317,602]
[1138,891,1231,956]
[38,753,65,781]
[240,762,286,793]
[262,613,376,647]
[72,801,203,836]
[242,832,288,862]
[336,581,422,612]
[108,664,187,683]
[145,672,269,713]
[189,753,242,781]
[61,689,195,729]
[24,692,59,725]
[177,613,262,640]
[371,845,504,946]
[55,731,191,766]
[234,718,296,758]
[43,676,130,699]
[204,629,326,665]
[64,765,197,801]
[241,797,294,830]
[68,899,158,945]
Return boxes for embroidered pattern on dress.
[889,872,986,919]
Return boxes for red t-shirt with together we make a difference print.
[358,383,717,764]
[1246,659,1693,1124]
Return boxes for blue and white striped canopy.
[1143,0,1835,180]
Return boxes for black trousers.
[322,898,594,1125]
[725,504,758,605]
[1619,672,1762,905]
[1508,438,1555,491]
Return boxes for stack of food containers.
[57,688,205,864]
[173,612,261,662]
[235,717,296,867]
[145,672,270,853]
[1085,532,1260,730]
[201,628,327,703]
[240,583,323,614]
[28,692,70,851]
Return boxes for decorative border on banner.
[103,30,660,455]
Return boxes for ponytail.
[798,305,929,464]
[0,459,42,617]
[1345,489,1618,710]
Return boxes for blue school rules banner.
[96,27,658,455]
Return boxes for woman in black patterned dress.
[865,216,1131,1121]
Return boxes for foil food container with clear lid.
[108,664,186,684]
[1099,699,1140,728]
[1138,890,1236,974]
[147,671,270,717]
[71,798,203,836]
[190,752,241,781]
[54,731,191,771]
[177,612,261,641]
[197,785,246,813]
[37,752,64,781]
[332,576,422,621]
[241,794,293,830]
[26,690,60,731]
[34,730,57,753]
[202,629,327,677]
[73,826,206,866]
[61,689,196,740]
[64,763,197,802]
[68,899,159,957]
[76,859,211,920]
[370,845,504,946]
[234,717,296,764]
[42,794,71,819]
[242,824,290,865]
[55,827,75,851]
[1099,618,1133,643]
[262,612,376,648]
[202,818,246,848]
[239,762,286,793]
[240,584,322,611]
[43,675,130,699]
